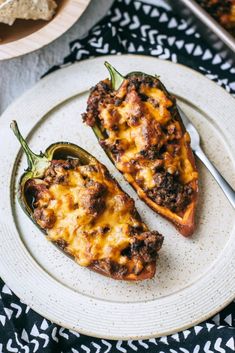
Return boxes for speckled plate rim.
[0,55,234,340]
[0,0,91,61]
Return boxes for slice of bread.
[0,0,57,25]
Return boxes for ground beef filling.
[83,81,114,127]
[145,171,193,213]
[25,159,163,278]
[83,75,194,214]
[94,230,163,278]
[83,75,164,127]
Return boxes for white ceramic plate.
[0,55,234,340]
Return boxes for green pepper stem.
[104,61,125,90]
[11,121,50,176]
[10,121,39,169]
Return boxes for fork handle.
[195,146,235,209]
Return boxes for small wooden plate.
[0,0,91,60]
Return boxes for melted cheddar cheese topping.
[100,83,198,189]
[31,161,148,268]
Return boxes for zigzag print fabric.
[1,0,235,352]
[0,280,235,352]
[49,0,235,94]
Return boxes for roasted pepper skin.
[86,63,198,237]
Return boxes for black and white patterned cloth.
[1,0,235,352]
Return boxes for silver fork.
[177,105,235,209]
